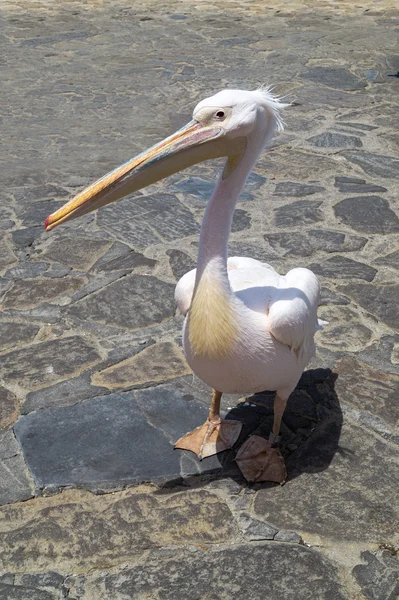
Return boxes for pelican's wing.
[266,267,320,357]
[175,268,196,315]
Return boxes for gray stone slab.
[0,386,19,429]
[167,249,196,281]
[319,287,350,306]
[231,208,251,232]
[0,336,101,389]
[67,274,175,330]
[274,200,324,227]
[301,66,366,90]
[97,193,199,249]
[374,250,399,269]
[14,388,231,488]
[334,196,399,234]
[339,282,398,330]
[334,176,387,194]
[308,132,362,148]
[5,262,49,280]
[0,322,40,350]
[310,256,377,281]
[0,583,55,600]
[342,151,399,179]
[353,550,399,600]
[273,181,325,196]
[82,543,347,600]
[36,236,111,270]
[90,242,156,272]
[2,277,86,310]
[0,428,34,506]
[265,229,366,258]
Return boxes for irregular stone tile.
[353,550,399,600]
[231,208,251,232]
[83,543,346,600]
[67,274,175,330]
[0,336,101,389]
[0,582,55,599]
[36,236,111,270]
[0,321,40,350]
[91,241,156,272]
[92,342,191,389]
[336,122,378,132]
[2,277,86,310]
[171,175,253,202]
[228,241,278,264]
[334,176,387,194]
[374,250,399,269]
[295,84,370,108]
[273,182,325,197]
[254,421,399,543]
[13,184,69,203]
[97,193,199,249]
[342,151,399,179]
[260,149,337,180]
[0,487,236,573]
[5,262,49,280]
[167,249,196,281]
[237,512,278,540]
[0,386,19,429]
[339,282,398,330]
[301,67,366,90]
[17,200,64,228]
[335,356,399,432]
[319,286,350,306]
[0,304,61,325]
[334,196,399,234]
[43,263,72,278]
[11,227,42,249]
[308,132,362,148]
[0,428,34,506]
[310,256,377,281]
[317,306,373,352]
[274,200,323,227]
[0,239,17,272]
[265,229,367,257]
[22,372,108,414]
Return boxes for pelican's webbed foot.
[235,433,287,484]
[175,418,242,460]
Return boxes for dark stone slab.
[339,283,398,330]
[36,236,111,270]
[0,321,40,350]
[0,582,54,600]
[0,386,18,429]
[13,184,69,203]
[301,67,366,90]
[274,200,323,227]
[2,277,86,310]
[90,241,156,272]
[85,543,346,600]
[231,208,251,232]
[335,356,399,433]
[228,241,277,264]
[16,200,65,228]
[308,132,362,148]
[167,249,196,281]
[0,239,17,272]
[319,287,350,306]
[310,256,377,281]
[334,196,399,234]
[353,550,399,600]
[374,250,399,268]
[254,420,399,543]
[67,274,175,329]
[273,181,325,197]
[22,372,108,414]
[0,428,34,506]
[5,262,49,280]
[15,388,229,487]
[97,193,199,249]
[11,227,42,249]
[334,176,387,194]
[337,122,378,131]
[265,229,367,257]
[342,151,399,179]
[171,176,253,204]
[0,336,101,389]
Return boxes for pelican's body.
[177,259,319,396]
[45,87,322,483]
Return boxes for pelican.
[45,88,321,483]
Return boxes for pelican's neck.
[195,133,265,285]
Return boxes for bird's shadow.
[158,368,342,493]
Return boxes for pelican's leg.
[235,393,288,484]
[175,389,242,460]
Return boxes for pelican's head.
[45,88,287,231]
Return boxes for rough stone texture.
[92,342,191,389]
[334,196,399,234]
[1,0,399,596]
[67,275,176,330]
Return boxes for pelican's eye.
[214,110,225,120]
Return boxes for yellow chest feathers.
[187,275,238,360]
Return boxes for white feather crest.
[255,85,290,131]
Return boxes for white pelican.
[45,88,321,483]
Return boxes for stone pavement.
[1,0,399,597]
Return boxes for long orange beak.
[45,120,227,231]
